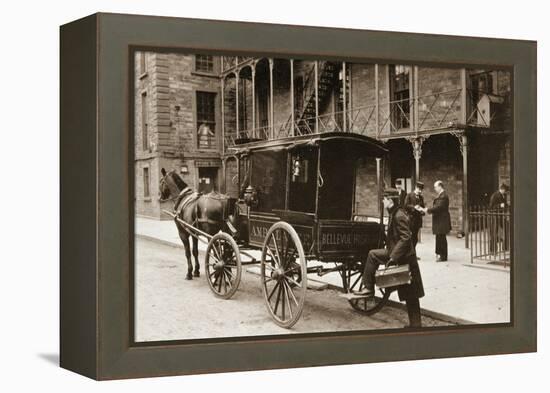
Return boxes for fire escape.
[293,61,339,135]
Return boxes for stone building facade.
[134,52,224,219]
[135,53,512,234]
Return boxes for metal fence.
[468,206,511,267]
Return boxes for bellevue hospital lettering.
[135,52,511,238]
[321,232,368,247]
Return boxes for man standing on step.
[355,188,425,328]
[418,180,451,262]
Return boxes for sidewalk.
[135,216,510,325]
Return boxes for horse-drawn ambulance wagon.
[161,132,393,328]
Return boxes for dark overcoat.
[404,192,425,230]
[489,191,508,210]
[427,190,452,235]
[398,189,407,208]
[386,206,425,301]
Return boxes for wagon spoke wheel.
[261,222,307,328]
[346,261,391,316]
[205,232,241,299]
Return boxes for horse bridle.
[159,172,185,202]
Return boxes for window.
[141,92,149,150]
[470,71,495,106]
[143,167,150,198]
[195,55,214,73]
[196,91,216,149]
[389,65,411,130]
[291,156,309,183]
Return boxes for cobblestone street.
[135,237,454,342]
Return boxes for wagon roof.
[230,132,388,157]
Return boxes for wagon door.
[288,146,318,213]
[318,147,355,220]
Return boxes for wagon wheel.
[260,222,307,328]
[205,232,242,299]
[344,261,391,316]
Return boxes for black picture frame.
[60,12,537,380]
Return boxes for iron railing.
[221,56,255,73]
[468,206,511,268]
[223,88,508,150]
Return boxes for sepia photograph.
[133,51,512,342]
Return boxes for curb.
[137,234,184,249]
[137,233,209,252]
[462,263,510,273]
[320,281,475,326]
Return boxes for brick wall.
[223,77,236,136]
[225,158,239,198]
[498,137,512,188]
[419,134,463,232]
[354,157,380,217]
[349,63,377,135]
[272,61,292,130]
[417,67,462,130]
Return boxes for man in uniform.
[418,180,451,262]
[395,179,407,207]
[489,183,510,252]
[355,188,425,328]
[404,181,425,251]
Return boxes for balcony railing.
[223,88,509,150]
[221,56,255,73]
[416,88,462,131]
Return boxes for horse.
[159,168,237,280]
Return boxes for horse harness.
[174,188,236,234]
[173,187,200,224]
[197,193,232,224]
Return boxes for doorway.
[468,134,501,206]
[198,167,218,194]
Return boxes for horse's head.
[159,168,189,201]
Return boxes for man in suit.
[418,180,451,262]
[395,179,407,207]
[355,188,425,328]
[404,181,425,251]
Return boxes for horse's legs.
[178,229,194,280]
[192,236,200,277]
